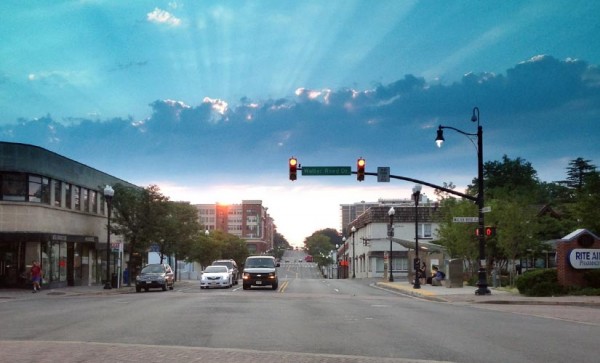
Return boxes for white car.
[200,265,233,289]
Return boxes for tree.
[110,184,150,285]
[573,171,600,235]
[187,229,248,269]
[564,157,597,191]
[469,155,541,202]
[434,197,479,275]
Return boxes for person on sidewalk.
[431,266,445,286]
[30,261,42,293]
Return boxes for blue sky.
[1,1,599,245]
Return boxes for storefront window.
[59,242,67,282]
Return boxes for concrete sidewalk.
[376,280,600,306]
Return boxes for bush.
[516,269,565,296]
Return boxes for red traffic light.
[357,157,366,181]
[289,157,298,181]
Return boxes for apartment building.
[195,200,275,254]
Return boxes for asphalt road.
[1,256,599,363]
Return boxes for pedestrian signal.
[289,157,298,181]
[475,226,496,237]
[357,158,366,181]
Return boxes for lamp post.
[387,207,395,282]
[103,185,114,290]
[435,106,490,295]
[351,226,356,278]
[412,185,422,289]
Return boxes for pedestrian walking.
[30,261,42,293]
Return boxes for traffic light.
[475,226,496,237]
[357,157,366,181]
[289,157,298,181]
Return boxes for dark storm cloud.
[1,55,598,178]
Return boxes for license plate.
[256,281,262,285]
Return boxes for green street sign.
[302,166,351,176]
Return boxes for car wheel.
[135,286,141,293]
[272,283,278,290]
[162,284,167,291]
[243,284,250,290]
[144,287,149,292]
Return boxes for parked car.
[200,265,233,289]
[242,256,280,290]
[135,263,174,292]
[211,259,239,284]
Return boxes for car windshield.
[212,262,232,269]
[141,265,164,274]
[245,258,275,268]
[205,266,228,273]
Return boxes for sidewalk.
[0,280,197,299]
[375,280,600,306]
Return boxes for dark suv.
[211,259,239,285]
[135,263,174,292]
[242,256,280,290]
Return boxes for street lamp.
[103,185,114,290]
[412,185,422,289]
[388,207,395,282]
[351,226,356,279]
[435,106,490,295]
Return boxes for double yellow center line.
[278,280,290,293]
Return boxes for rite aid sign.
[569,249,600,269]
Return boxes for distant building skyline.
[195,200,275,254]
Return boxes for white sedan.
[200,265,233,289]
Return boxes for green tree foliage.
[304,229,340,268]
[573,171,600,235]
[187,229,248,269]
[468,154,541,202]
[435,197,479,273]
[109,184,203,283]
[156,201,202,264]
[109,184,150,284]
[272,232,291,259]
[564,157,596,191]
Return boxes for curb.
[375,282,600,306]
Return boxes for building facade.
[0,142,137,289]
[195,200,275,254]
[339,197,445,280]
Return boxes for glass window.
[65,183,72,209]
[1,172,26,201]
[54,180,62,207]
[90,190,97,213]
[82,189,89,212]
[423,224,432,238]
[73,186,80,210]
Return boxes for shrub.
[516,269,565,296]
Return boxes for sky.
[1,1,599,246]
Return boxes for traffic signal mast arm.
[355,171,478,202]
